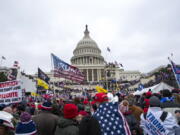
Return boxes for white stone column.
[97,69,100,81]
[92,69,94,82]
[86,69,89,82]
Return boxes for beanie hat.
[15,120,37,135]
[149,96,160,107]
[41,101,52,110]
[20,112,31,122]
[94,93,108,103]
[63,104,78,119]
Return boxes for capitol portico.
[71,25,105,82]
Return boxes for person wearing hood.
[55,104,79,135]
[0,111,14,135]
[119,100,138,135]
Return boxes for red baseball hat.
[83,100,89,105]
[94,93,108,103]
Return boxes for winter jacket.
[55,117,79,135]
[161,101,180,117]
[140,107,179,135]
[129,105,144,122]
[79,116,101,135]
[32,111,59,135]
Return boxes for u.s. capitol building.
[71,25,106,82]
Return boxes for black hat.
[149,96,160,107]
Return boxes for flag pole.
[168,57,180,88]
[50,54,56,95]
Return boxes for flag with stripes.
[51,53,84,83]
[93,102,131,135]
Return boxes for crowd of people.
[0,88,180,135]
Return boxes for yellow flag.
[95,86,108,93]
[31,92,40,97]
[37,79,49,89]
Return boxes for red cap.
[78,111,88,116]
[94,93,108,103]
[63,104,78,119]
[91,100,96,105]
[146,91,152,97]
[83,100,89,105]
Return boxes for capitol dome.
[71,25,104,65]
[71,25,105,82]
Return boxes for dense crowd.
[0,89,180,135]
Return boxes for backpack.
[144,111,168,122]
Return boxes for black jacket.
[55,117,79,135]
[79,116,101,135]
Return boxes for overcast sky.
[0,0,180,74]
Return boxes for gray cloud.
[0,0,180,74]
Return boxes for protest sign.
[0,80,22,104]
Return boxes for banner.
[51,53,84,83]
[0,80,22,104]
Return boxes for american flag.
[93,102,131,135]
[51,53,84,83]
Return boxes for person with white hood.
[140,96,179,135]
[0,111,14,135]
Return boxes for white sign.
[0,80,22,104]
[144,112,166,135]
